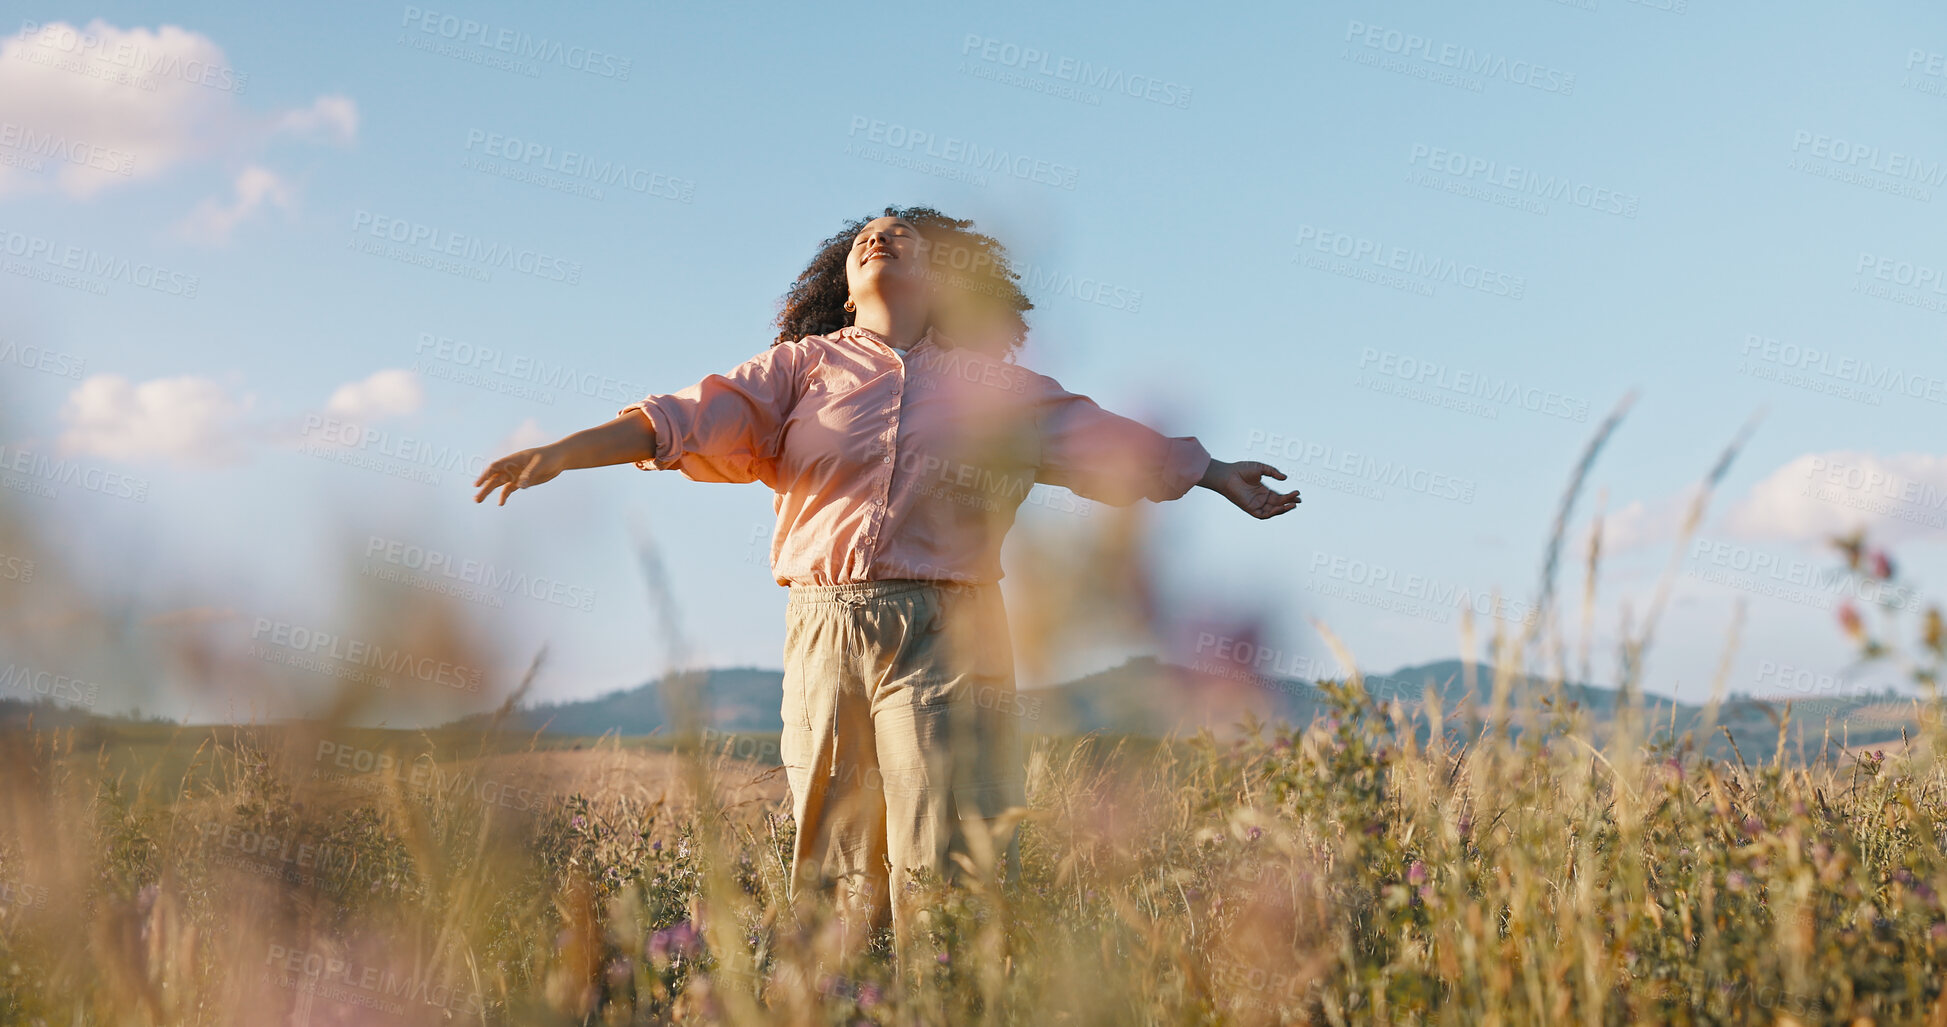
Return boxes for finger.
[1257,463,1287,481]
[498,479,517,506]
[473,470,506,504]
[476,456,520,488]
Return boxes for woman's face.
[844,216,932,311]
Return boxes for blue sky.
[2,0,1944,723]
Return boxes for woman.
[472,207,1299,944]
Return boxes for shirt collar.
[840,324,942,356]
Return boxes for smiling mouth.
[862,249,894,264]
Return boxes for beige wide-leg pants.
[778,579,1027,938]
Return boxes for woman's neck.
[849,300,929,351]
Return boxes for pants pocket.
[779,610,816,769]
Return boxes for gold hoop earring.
[843,299,856,313]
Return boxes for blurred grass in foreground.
[2,396,1946,1024]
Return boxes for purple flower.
[1407,861,1427,886]
[606,957,633,986]
[1248,827,1262,841]
[1727,872,1748,892]
[570,815,586,830]
[650,921,701,962]
[859,983,882,1008]
[936,952,951,966]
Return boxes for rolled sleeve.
[615,399,681,472]
[615,343,804,485]
[1031,373,1212,506]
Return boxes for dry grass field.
[2,414,1944,1025]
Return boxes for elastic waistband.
[786,579,989,606]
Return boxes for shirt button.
[884,454,892,464]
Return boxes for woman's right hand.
[473,445,567,506]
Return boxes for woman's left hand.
[1198,459,1301,519]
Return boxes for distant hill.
[440,658,1915,763]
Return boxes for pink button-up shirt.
[620,325,1210,586]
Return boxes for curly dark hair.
[772,206,1034,356]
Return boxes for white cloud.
[498,417,552,453]
[274,94,358,145]
[59,373,253,466]
[1728,451,1947,546]
[325,369,423,420]
[0,20,356,199]
[1594,490,1696,555]
[175,164,293,244]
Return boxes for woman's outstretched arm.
[1030,371,1300,520]
[472,411,657,506]
[474,341,807,506]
